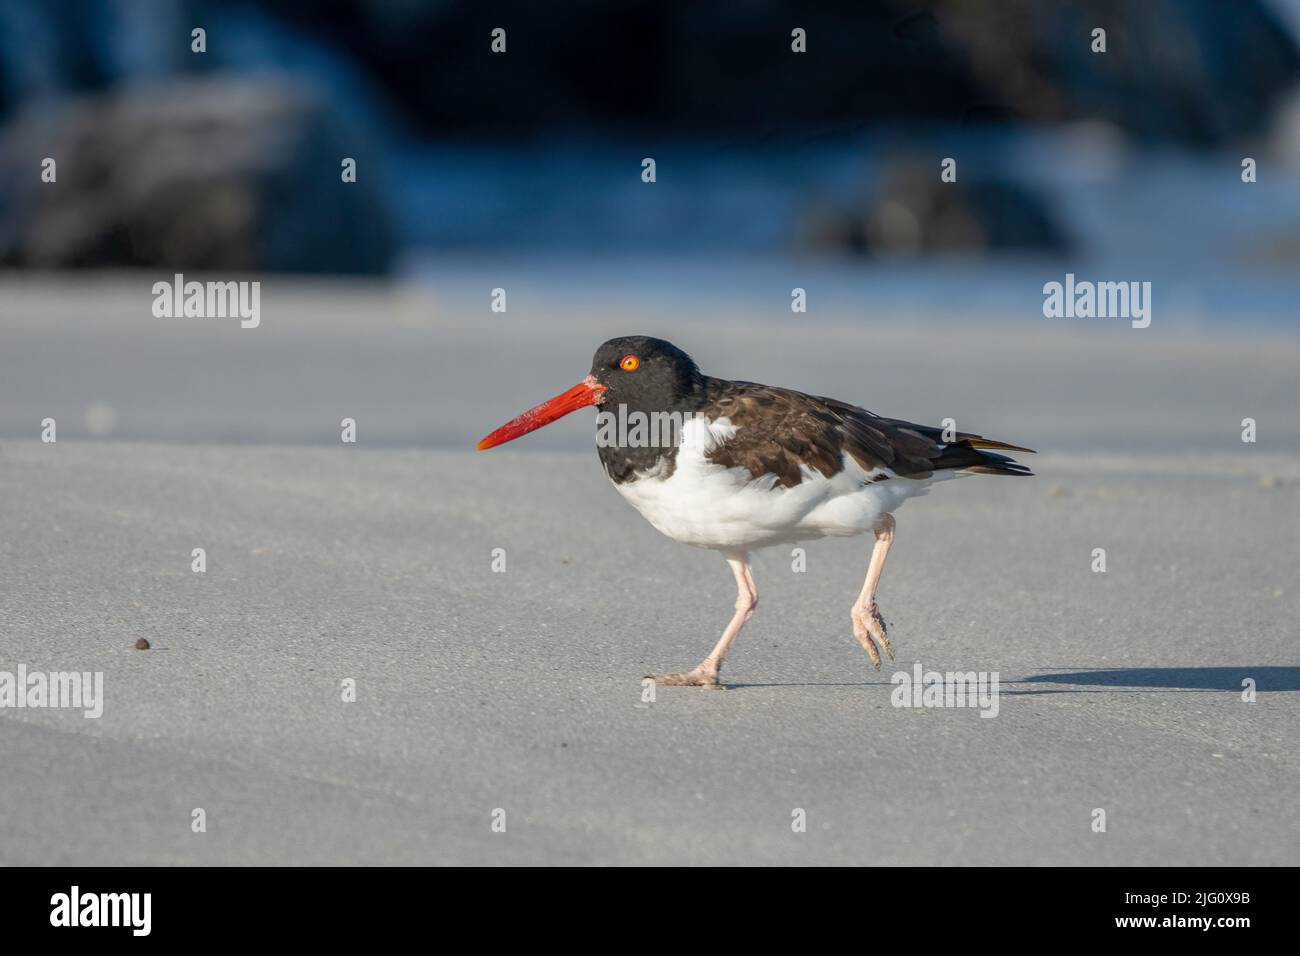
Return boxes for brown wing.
[702,379,1033,488]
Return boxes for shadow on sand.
[725,666,1300,693]
[1008,666,1300,695]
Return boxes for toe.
[648,670,722,689]
[865,607,894,661]
[647,672,688,686]
[870,622,894,662]
[851,614,882,670]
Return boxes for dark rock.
[801,160,1072,256]
[0,77,395,273]
[256,0,1299,145]
[2,1,1295,146]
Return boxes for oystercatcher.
[478,336,1033,689]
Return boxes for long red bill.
[476,375,607,450]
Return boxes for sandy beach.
[1,275,1297,865]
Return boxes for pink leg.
[649,554,757,689]
[851,514,895,670]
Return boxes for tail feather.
[858,413,1035,479]
[937,437,1036,477]
[961,437,1036,454]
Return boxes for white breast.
[609,416,945,552]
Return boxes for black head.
[476,336,704,451]
[589,336,704,412]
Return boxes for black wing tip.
[965,464,1035,477]
[958,446,1035,477]
[957,436,1037,476]
[963,438,1037,454]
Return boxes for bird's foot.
[645,666,724,690]
[851,601,894,671]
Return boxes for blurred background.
[2,0,1299,450]
[6,2,1300,871]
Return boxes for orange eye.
[619,354,640,371]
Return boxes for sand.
[0,273,1297,864]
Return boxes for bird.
[477,336,1033,689]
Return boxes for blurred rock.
[0,77,395,273]
[925,0,1300,146]
[801,161,1071,256]
[234,0,1300,146]
[1,1,1295,147]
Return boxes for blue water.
[396,127,1300,329]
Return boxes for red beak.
[476,375,608,450]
